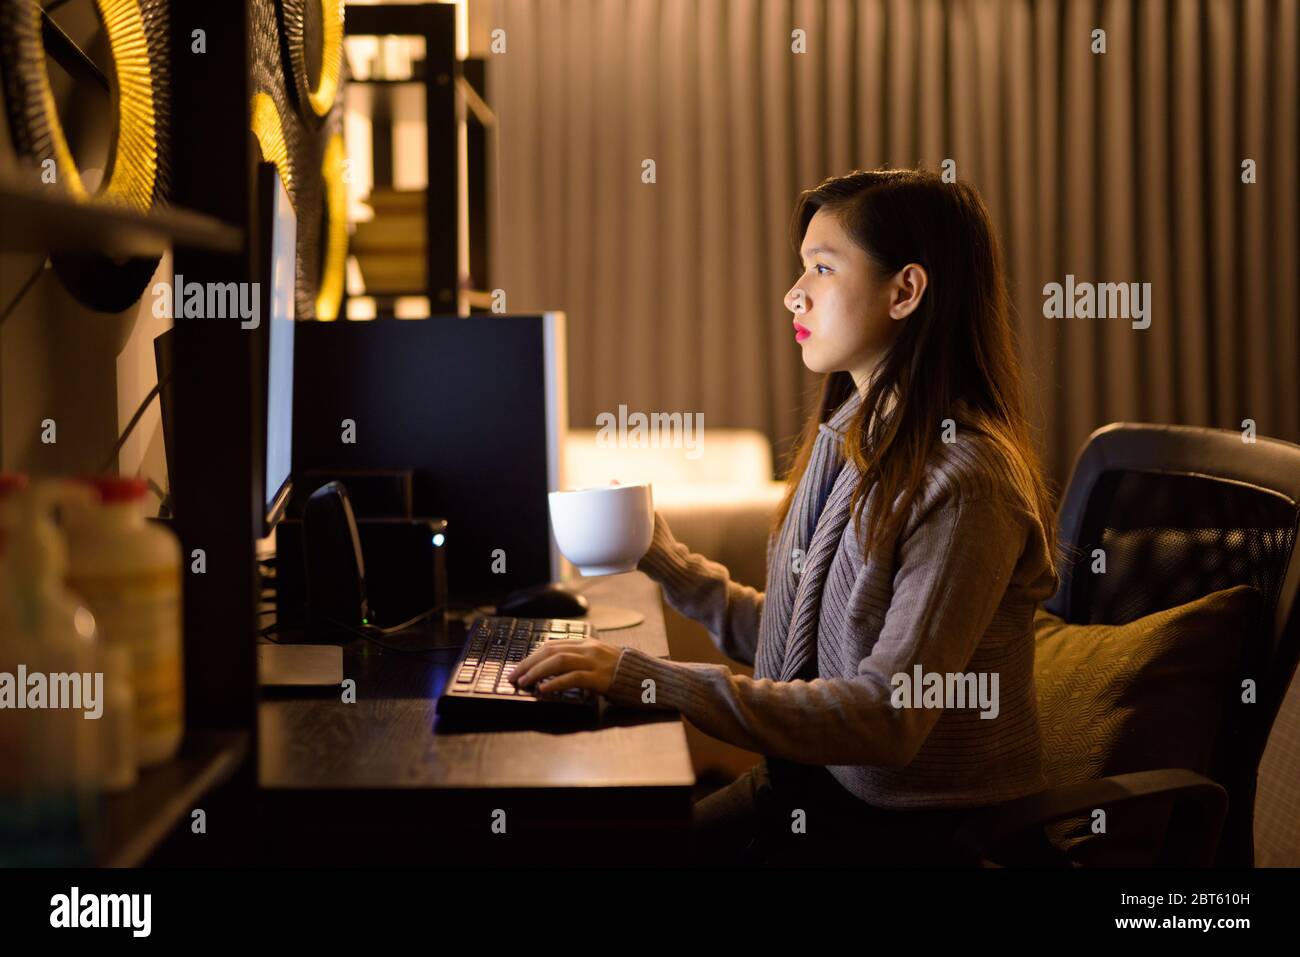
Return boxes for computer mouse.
[496,582,590,619]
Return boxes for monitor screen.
[265,172,296,526]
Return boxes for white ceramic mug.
[547,482,654,576]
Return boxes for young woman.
[512,168,1061,865]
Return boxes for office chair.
[956,423,1300,867]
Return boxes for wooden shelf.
[348,76,426,85]
[351,289,431,299]
[0,176,243,258]
[93,729,249,868]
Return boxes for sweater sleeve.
[611,495,1032,767]
[635,511,764,666]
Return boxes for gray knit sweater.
[605,388,1060,808]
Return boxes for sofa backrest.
[563,428,775,488]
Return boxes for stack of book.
[350,187,425,294]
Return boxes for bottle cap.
[78,477,149,504]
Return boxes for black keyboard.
[436,616,599,719]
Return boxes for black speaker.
[302,481,369,640]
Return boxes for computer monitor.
[291,312,569,602]
[152,167,298,534]
[256,162,297,534]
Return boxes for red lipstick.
[793,320,810,342]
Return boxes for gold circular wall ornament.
[91,0,158,210]
[0,0,170,313]
[250,91,292,196]
[277,0,344,122]
[1,0,159,209]
[315,132,346,320]
[308,0,344,117]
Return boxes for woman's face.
[784,207,926,390]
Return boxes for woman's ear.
[889,263,929,320]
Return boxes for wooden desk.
[258,572,696,864]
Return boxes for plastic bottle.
[0,481,102,865]
[97,643,137,792]
[63,477,183,767]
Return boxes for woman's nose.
[786,287,807,314]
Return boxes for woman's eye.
[814,264,830,275]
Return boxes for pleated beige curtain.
[486,0,1299,486]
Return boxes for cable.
[447,603,495,623]
[361,628,443,654]
[359,631,443,653]
[101,371,172,473]
[257,605,449,653]
[143,476,167,503]
[0,258,48,328]
[258,613,434,651]
[367,604,442,635]
[322,613,448,654]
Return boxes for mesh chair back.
[1045,424,1300,866]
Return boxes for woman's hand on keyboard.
[511,637,622,695]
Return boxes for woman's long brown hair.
[773,168,1059,567]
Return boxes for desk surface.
[259,572,696,791]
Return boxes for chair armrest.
[953,769,1228,867]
